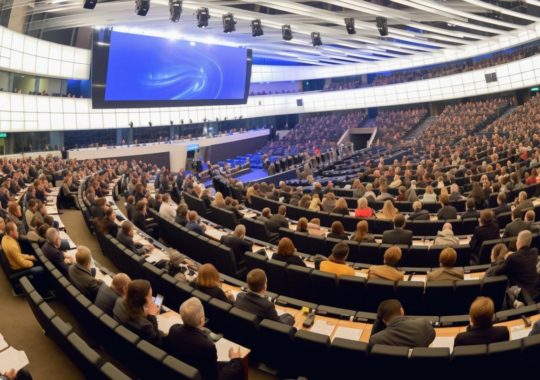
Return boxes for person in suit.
[42,227,73,276]
[272,237,306,267]
[514,191,534,215]
[454,297,509,346]
[90,197,107,219]
[95,273,131,316]
[320,242,355,276]
[190,264,234,304]
[265,205,288,234]
[113,279,162,346]
[186,210,207,235]
[461,198,480,220]
[368,246,404,282]
[437,193,457,221]
[503,208,532,239]
[369,299,435,347]
[132,200,158,238]
[492,192,511,216]
[433,223,460,247]
[381,214,413,246]
[257,208,272,223]
[427,248,464,282]
[327,221,349,240]
[158,193,176,221]
[166,297,243,380]
[68,246,103,301]
[117,221,149,256]
[491,230,540,305]
[524,210,540,233]
[235,269,294,325]
[98,207,119,238]
[175,203,189,226]
[469,209,500,265]
[448,183,464,202]
[485,243,509,277]
[408,201,429,221]
[220,224,252,266]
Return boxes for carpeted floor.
[0,207,276,379]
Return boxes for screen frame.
[91,28,252,109]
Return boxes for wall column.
[7,0,29,33]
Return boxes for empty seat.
[364,279,396,312]
[265,259,288,295]
[285,265,313,301]
[395,281,425,315]
[328,338,369,378]
[293,330,330,379]
[424,282,454,315]
[337,275,366,310]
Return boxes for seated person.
[454,297,509,346]
[0,368,33,380]
[95,273,131,316]
[327,221,349,240]
[354,197,374,218]
[493,192,511,216]
[186,211,207,235]
[235,269,294,325]
[368,246,404,282]
[68,246,103,301]
[265,205,288,234]
[421,186,437,203]
[132,200,159,238]
[1,221,43,280]
[381,214,413,246]
[503,208,532,239]
[113,279,162,346]
[190,263,234,304]
[167,297,242,380]
[376,200,398,220]
[426,248,464,282]
[369,299,435,347]
[485,243,508,277]
[272,237,306,267]
[42,227,73,276]
[257,207,272,223]
[220,224,252,266]
[99,208,119,238]
[461,198,480,220]
[320,242,355,276]
[175,203,189,226]
[433,223,459,247]
[117,220,149,255]
[158,193,176,221]
[166,250,192,281]
[437,194,457,220]
[350,220,375,243]
[408,201,429,221]
[333,198,349,215]
[295,217,309,233]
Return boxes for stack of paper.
[510,325,532,340]
[145,249,169,263]
[215,338,242,362]
[156,313,183,334]
[310,320,335,336]
[0,347,29,372]
[333,326,363,341]
[430,337,455,352]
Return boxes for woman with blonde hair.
[333,198,349,215]
[351,179,365,199]
[211,191,225,208]
[321,192,336,212]
[422,186,437,203]
[308,194,321,211]
[376,200,398,220]
[350,220,375,243]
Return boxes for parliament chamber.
[1,1,540,379]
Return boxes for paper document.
[102,275,113,287]
[156,313,183,334]
[46,205,59,215]
[430,337,455,352]
[0,347,29,372]
[333,326,362,341]
[145,249,169,263]
[310,320,335,336]
[410,275,426,283]
[354,271,368,278]
[510,325,532,340]
[215,338,242,362]
[65,249,78,262]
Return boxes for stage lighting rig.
[135,0,150,16]
[376,16,388,36]
[311,32,322,46]
[251,19,263,37]
[197,7,210,28]
[83,0,97,10]
[344,17,355,34]
[169,0,182,22]
[222,13,236,33]
[282,25,293,41]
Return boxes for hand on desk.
[225,289,235,303]
[229,346,242,360]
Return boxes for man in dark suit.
[132,201,158,238]
[265,205,289,234]
[68,246,103,301]
[454,297,509,346]
[95,273,131,316]
[492,230,540,303]
[382,214,413,246]
[437,194,457,220]
[503,208,532,238]
[469,209,500,265]
[117,221,149,256]
[235,269,294,325]
[167,297,243,380]
[369,299,435,347]
[461,198,480,220]
[186,210,207,235]
[220,224,252,266]
[493,192,511,216]
[408,201,429,221]
[42,227,73,276]
[514,191,534,215]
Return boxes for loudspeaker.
[376,17,388,36]
[169,0,182,22]
[83,0,97,9]
[296,99,304,107]
[485,72,498,83]
[135,0,150,16]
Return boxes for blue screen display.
[103,31,249,102]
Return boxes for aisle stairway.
[404,116,437,140]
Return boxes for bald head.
[234,224,246,238]
[516,230,532,251]
[111,273,131,296]
[75,246,92,268]
[442,223,453,232]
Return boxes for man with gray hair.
[95,273,131,316]
[42,227,73,275]
[433,223,460,247]
[167,297,242,380]
[492,230,540,308]
[220,224,253,266]
[68,245,103,301]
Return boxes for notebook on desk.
[430,336,455,352]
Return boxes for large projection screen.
[91,29,252,109]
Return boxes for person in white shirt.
[158,193,176,221]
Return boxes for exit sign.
[0,133,7,138]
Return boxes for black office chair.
[285,264,313,301]
[450,344,488,374]
[265,259,288,295]
[395,280,425,315]
[364,278,396,312]
[328,338,369,378]
[258,319,295,374]
[311,270,338,307]
[424,282,455,315]
[369,345,409,375]
[409,347,450,373]
[244,251,267,272]
[292,330,330,379]
[481,275,508,312]
[453,280,482,315]
[337,275,366,310]
[205,298,232,334]
[486,340,523,373]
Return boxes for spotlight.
[222,13,236,33]
[282,25,292,41]
[311,32,322,47]
[376,16,388,36]
[251,19,263,37]
[344,17,355,34]
[83,0,97,10]
[197,7,210,28]
[135,0,150,16]
[169,0,182,22]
